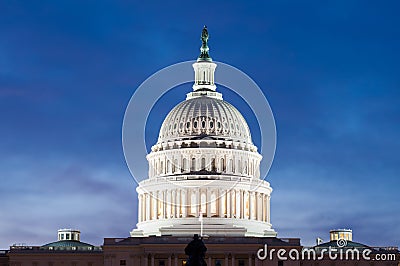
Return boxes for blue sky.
[0,1,399,249]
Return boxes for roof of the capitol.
[105,236,300,246]
[41,240,94,248]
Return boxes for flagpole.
[199,211,203,237]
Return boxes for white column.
[257,193,262,221]
[145,194,150,221]
[235,190,241,218]
[250,192,256,220]
[138,194,142,222]
[242,190,246,219]
[261,194,264,222]
[163,190,167,218]
[166,190,172,218]
[157,191,162,219]
[206,189,211,217]
[220,189,225,218]
[151,192,159,220]
[197,188,201,214]
[263,194,267,222]
[170,190,174,218]
[231,190,235,218]
[227,190,231,218]
[182,190,187,217]
[175,189,180,218]
[245,191,250,219]
[199,189,204,214]
[267,195,271,223]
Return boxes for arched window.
[220,158,225,172]
[167,160,171,174]
[211,158,216,172]
[182,158,188,172]
[173,159,177,173]
[191,158,196,171]
[201,157,206,171]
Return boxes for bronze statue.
[184,234,207,266]
[198,26,211,61]
[201,26,209,47]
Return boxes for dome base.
[131,217,277,238]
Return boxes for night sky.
[0,1,399,249]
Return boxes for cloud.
[0,154,136,249]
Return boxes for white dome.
[132,27,276,238]
[158,93,253,145]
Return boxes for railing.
[370,246,399,252]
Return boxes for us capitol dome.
[131,26,276,238]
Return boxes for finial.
[198,25,212,61]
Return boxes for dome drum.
[151,139,258,153]
[147,148,261,179]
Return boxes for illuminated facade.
[131,26,276,238]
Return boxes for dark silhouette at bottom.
[184,234,207,266]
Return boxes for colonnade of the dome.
[147,148,261,179]
[137,187,270,224]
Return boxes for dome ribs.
[155,96,254,148]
